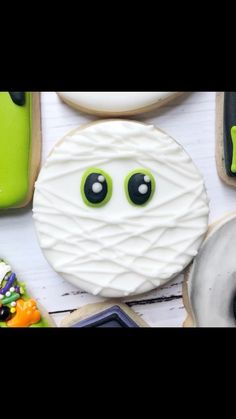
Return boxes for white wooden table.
[0,92,234,327]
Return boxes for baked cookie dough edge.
[14,92,42,208]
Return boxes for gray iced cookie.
[184,213,236,327]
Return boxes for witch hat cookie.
[57,92,183,116]
[0,92,41,209]
[0,259,54,327]
[33,120,209,298]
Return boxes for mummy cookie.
[33,120,209,298]
[0,260,54,327]
[57,92,183,116]
[61,302,148,327]
[184,214,236,327]
[0,92,41,209]
[215,92,236,187]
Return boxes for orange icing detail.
[7,299,41,328]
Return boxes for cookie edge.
[15,92,42,208]
[57,92,184,117]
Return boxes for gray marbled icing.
[189,215,236,327]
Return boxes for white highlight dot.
[92,182,103,194]
[11,301,16,307]
[139,184,148,195]
[144,175,151,183]
[6,291,11,297]
[98,175,105,183]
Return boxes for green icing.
[1,292,20,305]
[30,318,49,328]
[81,167,113,208]
[0,318,49,328]
[0,263,51,328]
[124,168,156,206]
[0,92,32,209]
[231,126,236,173]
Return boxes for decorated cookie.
[0,260,54,327]
[0,92,41,209]
[61,302,149,327]
[33,120,209,298]
[183,213,236,327]
[57,92,183,116]
[215,92,236,187]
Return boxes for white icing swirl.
[33,120,209,298]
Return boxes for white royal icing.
[0,261,11,284]
[33,120,209,298]
[58,92,180,114]
[188,214,236,327]
[139,184,148,195]
[92,183,103,194]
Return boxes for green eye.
[125,169,156,206]
[81,168,112,207]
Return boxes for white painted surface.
[0,92,230,327]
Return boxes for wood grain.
[0,92,230,327]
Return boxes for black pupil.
[8,92,25,106]
[84,173,108,204]
[128,173,152,205]
[0,306,10,321]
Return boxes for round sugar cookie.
[33,120,209,298]
[184,213,236,327]
[57,92,183,116]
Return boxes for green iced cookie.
[0,92,32,209]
